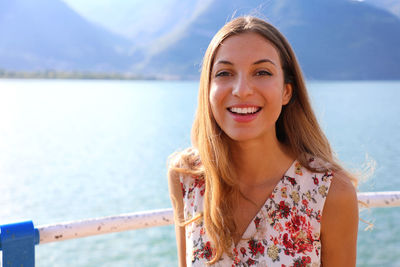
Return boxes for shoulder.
[322,170,358,224]
[321,170,358,266]
[324,170,358,212]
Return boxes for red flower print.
[293,256,312,267]
[285,215,304,233]
[258,244,265,254]
[278,201,291,218]
[246,258,256,266]
[248,239,265,257]
[202,241,213,260]
[313,176,319,185]
[270,236,279,245]
[283,215,314,256]
[200,227,205,236]
[188,187,194,195]
[200,188,205,196]
[254,217,261,229]
[303,256,311,263]
[287,177,297,185]
[274,222,283,232]
[302,199,308,207]
[306,208,312,216]
[316,211,322,222]
[233,256,240,265]
[283,234,296,257]
[240,247,247,257]
[180,182,186,198]
[193,178,205,188]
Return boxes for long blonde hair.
[171,16,355,264]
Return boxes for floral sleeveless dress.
[179,158,333,267]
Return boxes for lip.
[227,104,261,109]
[227,104,262,123]
[229,112,259,123]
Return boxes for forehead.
[213,32,281,66]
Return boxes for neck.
[229,133,295,187]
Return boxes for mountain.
[363,0,400,18]
[138,0,400,80]
[0,0,139,72]
[62,0,213,45]
[1,0,400,80]
[132,0,267,78]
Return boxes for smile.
[227,106,262,115]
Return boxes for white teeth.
[229,107,260,114]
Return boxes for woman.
[168,16,358,266]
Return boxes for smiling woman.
[168,16,358,267]
[209,32,292,142]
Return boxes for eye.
[255,70,272,76]
[215,71,232,77]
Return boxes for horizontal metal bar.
[37,209,174,244]
[357,191,400,208]
[31,191,400,245]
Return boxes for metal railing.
[1,191,400,267]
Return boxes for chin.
[225,131,262,142]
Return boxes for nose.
[232,75,253,98]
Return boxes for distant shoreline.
[0,70,164,80]
[1,71,397,82]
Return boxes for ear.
[282,83,293,105]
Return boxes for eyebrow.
[214,58,276,66]
[214,60,233,66]
[253,59,276,66]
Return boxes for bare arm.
[167,167,187,267]
[321,171,359,266]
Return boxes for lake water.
[0,79,399,266]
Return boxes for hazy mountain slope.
[0,0,136,71]
[363,0,400,18]
[62,0,213,45]
[1,0,399,79]
[140,0,400,80]
[268,0,400,79]
[135,0,267,78]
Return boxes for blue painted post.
[0,221,39,267]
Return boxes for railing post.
[0,221,39,267]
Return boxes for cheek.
[262,81,287,104]
[209,84,229,132]
[209,84,224,115]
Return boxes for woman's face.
[209,32,292,142]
